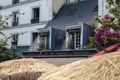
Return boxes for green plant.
[0,7,25,61]
[38,43,47,51]
[67,41,74,49]
[86,0,120,50]
[0,48,16,62]
[84,37,95,49]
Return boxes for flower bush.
[84,0,120,50]
[94,25,120,50]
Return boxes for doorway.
[32,32,38,43]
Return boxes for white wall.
[0,0,50,48]
[0,0,50,26]
[0,0,12,6]
[0,0,65,27]
[0,0,108,48]
[0,0,27,6]
[2,24,46,48]
[98,0,107,17]
[52,0,65,14]
[47,0,53,20]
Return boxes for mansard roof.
[45,0,98,30]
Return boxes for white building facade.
[0,0,65,48]
[0,0,107,49]
[98,0,107,17]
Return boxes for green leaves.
[86,0,120,50]
[109,7,117,13]
[0,49,15,61]
[107,0,114,5]
[115,0,120,4]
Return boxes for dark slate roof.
[45,0,98,30]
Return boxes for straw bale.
[0,58,57,80]
[38,52,120,80]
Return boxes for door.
[32,33,38,43]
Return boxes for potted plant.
[37,43,47,51]
[67,41,74,49]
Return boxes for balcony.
[31,18,39,24]
[12,0,19,5]
[12,22,18,27]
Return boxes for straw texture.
[38,52,120,80]
[0,58,57,80]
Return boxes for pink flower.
[103,14,110,20]
[109,33,118,38]
[94,26,111,41]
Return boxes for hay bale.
[38,52,120,80]
[0,58,57,80]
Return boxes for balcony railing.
[12,22,18,27]
[12,0,19,4]
[31,18,39,24]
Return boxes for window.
[75,32,80,49]
[40,35,49,49]
[12,11,19,27]
[11,34,18,49]
[11,34,18,45]
[12,34,18,43]
[69,31,80,49]
[32,33,38,43]
[31,7,40,24]
[12,0,19,4]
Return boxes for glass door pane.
[75,32,80,49]
[40,36,45,45]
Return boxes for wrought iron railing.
[31,18,39,24]
[12,0,19,4]
[12,21,18,27]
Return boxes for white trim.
[49,27,52,50]
[66,31,69,49]
[74,33,76,49]
[30,31,33,45]
[39,5,41,22]
[11,9,20,13]
[2,0,40,10]
[80,22,84,49]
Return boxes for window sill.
[2,0,39,10]
[2,21,48,30]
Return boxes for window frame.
[12,11,19,26]
[40,35,49,49]
[31,6,40,23]
[69,31,81,49]
[11,34,19,46]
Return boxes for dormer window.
[12,0,19,5]
[65,0,80,4]
[93,5,98,12]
